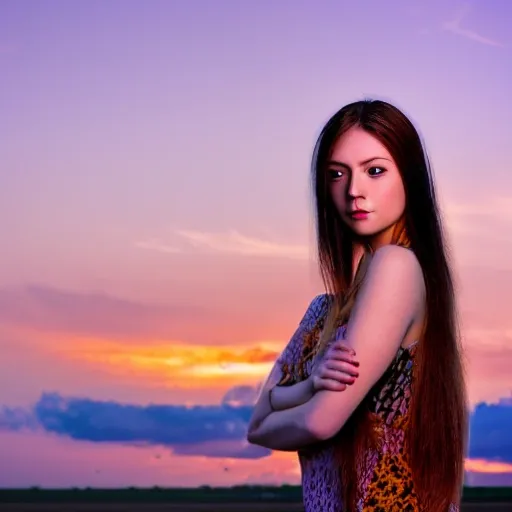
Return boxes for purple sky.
[1,0,512,489]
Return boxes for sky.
[1,0,512,489]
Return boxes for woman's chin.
[349,226,378,237]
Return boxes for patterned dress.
[276,294,459,512]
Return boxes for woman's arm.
[247,294,358,434]
[248,245,425,451]
[270,343,359,411]
[248,348,358,434]
[247,295,326,434]
[270,378,314,410]
[248,366,317,436]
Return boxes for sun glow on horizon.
[49,338,282,388]
[465,458,512,474]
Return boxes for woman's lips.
[348,210,369,220]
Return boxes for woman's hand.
[310,340,359,392]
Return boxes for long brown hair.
[311,99,468,511]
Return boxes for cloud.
[0,284,204,341]
[137,229,310,261]
[444,198,512,237]
[0,387,270,460]
[465,456,512,486]
[73,342,280,371]
[138,199,512,262]
[0,406,38,431]
[2,388,512,465]
[468,396,512,463]
[442,199,512,270]
[446,198,512,220]
[442,5,504,47]
[55,341,279,389]
[465,458,512,474]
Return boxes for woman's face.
[327,126,406,250]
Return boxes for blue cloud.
[468,397,512,463]
[33,392,252,444]
[0,405,38,431]
[0,387,270,459]
[1,389,512,463]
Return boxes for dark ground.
[2,504,512,511]
[3,488,512,511]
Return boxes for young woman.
[247,99,468,512]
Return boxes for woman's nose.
[347,174,365,198]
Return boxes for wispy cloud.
[442,5,504,47]
[443,198,512,242]
[142,199,512,260]
[176,229,310,260]
[446,198,512,219]
[137,229,311,261]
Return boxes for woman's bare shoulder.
[348,245,425,342]
[367,244,424,292]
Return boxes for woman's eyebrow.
[327,157,392,168]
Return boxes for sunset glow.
[1,0,511,489]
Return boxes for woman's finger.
[331,340,355,354]
[315,379,348,392]
[325,349,360,366]
[320,368,358,383]
[324,360,360,376]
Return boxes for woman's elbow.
[247,430,271,449]
[304,413,340,442]
[246,430,257,445]
[246,426,263,446]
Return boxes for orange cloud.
[465,458,512,474]
[52,338,281,390]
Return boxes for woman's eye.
[368,166,385,177]
[328,169,344,180]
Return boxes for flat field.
[2,487,512,511]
